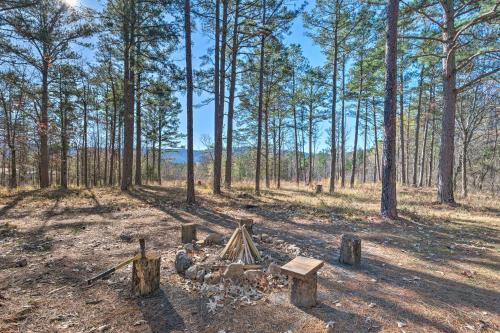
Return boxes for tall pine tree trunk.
[381,0,398,219]
[255,0,266,195]
[308,98,313,185]
[399,60,406,184]
[341,52,346,188]
[83,87,88,188]
[413,66,424,186]
[109,75,118,186]
[292,69,300,186]
[350,52,364,188]
[437,0,457,204]
[213,0,222,194]
[158,116,162,185]
[329,0,339,193]
[363,100,368,183]
[185,0,195,203]
[121,0,135,190]
[419,86,432,187]
[39,59,50,188]
[428,115,435,186]
[373,97,381,182]
[135,49,142,185]
[224,0,240,189]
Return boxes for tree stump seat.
[181,223,198,243]
[339,234,361,267]
[315,184,323,194]
[280,256,324,308]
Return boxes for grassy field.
[0,182,498,332]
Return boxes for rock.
[286,244,301,256]
[196,240,206,247]
[185,265,199,280]
[274,239,285,246]
[244,269,265,283]
[119,232,133,242]
[260,233,270,242]
[267,263,282,276]
[196,268,206,281]
[133,320,147,326]
[185,265,205,281]
[15,258,27,267]
[97,324,111,332]
[183,243,195,253]
[325,321,335,333]
[175,250,192,273]
[204,271,221,284]
[223,263,244,280]
[205,233,224,245]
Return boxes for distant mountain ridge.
[162,149,205,164]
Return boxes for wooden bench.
[281,256,324,308]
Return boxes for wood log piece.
[132,251,161,296]
[339,234,361,267]
[315,184,323,194]
[238,218,254,234]
[181,223,197,244]
[289,274,317,308]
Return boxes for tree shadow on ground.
[136,288,187,333]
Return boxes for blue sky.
[80,0,358,151]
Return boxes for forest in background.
[0,0,498,207]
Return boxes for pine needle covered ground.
[0,183,498,332]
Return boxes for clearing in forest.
[0,183,499,333]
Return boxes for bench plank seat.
[281,256,324,280]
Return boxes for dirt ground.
[0,182,499,333]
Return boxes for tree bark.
[381,0,398,219]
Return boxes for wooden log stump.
[281,256,324,308]
[132,251,161,296]
[315,184,323,194]
[339,234,361,267]
[181,223,197,243]
[289,274,317,308]
[238,218,254,235]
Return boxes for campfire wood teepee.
[220,223,261,264]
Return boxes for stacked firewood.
[220,224,261,264]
